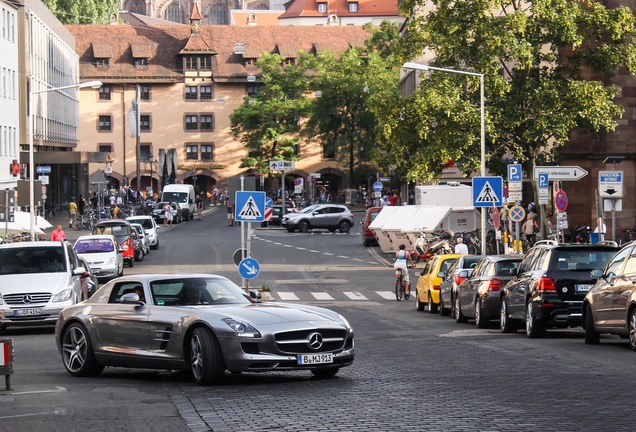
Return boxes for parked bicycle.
[72,210,98,231]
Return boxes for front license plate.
[14,308,42,317]
[297,353,333,365]
[575,284,594,293]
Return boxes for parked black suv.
[499,240,620,337]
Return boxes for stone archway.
[314,168,345,203]
[182,174,216,198]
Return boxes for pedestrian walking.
[196,194,204,220]
[68,199,78,228]
[50,225,66,241]
[78,194,86,215]
[163,202,173,227]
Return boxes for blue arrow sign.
[235,191,266,222]
[36,166,51,174]
[239,257,260,279]
[372,181,383,192]
[472,176,503,208]
[265,197,273,208]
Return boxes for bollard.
[0,338,14,391]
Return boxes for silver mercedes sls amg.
[55,274,355,385]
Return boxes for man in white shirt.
[454,237,469,254]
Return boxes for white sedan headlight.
[52,289,73,303]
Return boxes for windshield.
[150,277,251,306]
[0,247,67,275]
[299,205,320,214]
[552,249,618,271]
[128,218,153,229]
[162,192,188,203]
[74,239,115,253]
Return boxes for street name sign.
[598,170,623,198]
[533,166,588,181]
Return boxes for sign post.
[509,205,525,253]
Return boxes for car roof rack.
[596,240,618,247]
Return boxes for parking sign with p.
[508,164,522,182]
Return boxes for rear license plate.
[14,308,42,317]
[575,284,594,293]
[297,353,333,365]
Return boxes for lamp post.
[29,80,102,240]
[143,157,159,198]
[402,62,486,254]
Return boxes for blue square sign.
[507,164,522,182]
[235,191,266,222]
[472,176,503,207]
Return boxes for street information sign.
[533,166,588,181]
[598,170,623,198]
[269,160,295,171]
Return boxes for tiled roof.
[92,42,112,58]
[180,34,216,54]
[230,10,284,26]
[190,2,202,20]
[277,44,299,58]
[66,24,370,83]
[131,43,152,58]
[280,0,399,18]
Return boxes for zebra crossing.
[266,290,404,302]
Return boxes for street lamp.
[143,156,159,198]
[402,62,486,254]
[29,80,102,240]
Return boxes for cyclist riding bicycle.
[394,244,414,296]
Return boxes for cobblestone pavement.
[169,303,633,432]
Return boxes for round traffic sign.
[509,205,526,223]
[294,177,303,186]
[239,257,260,280]
[232,248,252,266]
[265,197,273,208]
[372,181,383,192]
[555,190,568,212]
[492,207,501,230]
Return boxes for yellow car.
[415,254,463,313]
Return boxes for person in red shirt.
[50,225,66,241]
[388,191,400,206]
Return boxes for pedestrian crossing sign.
[472,176,503,207]
[235,191,266,222]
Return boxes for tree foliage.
[392,0,636,187]
[230,53,313,181]
[43,0,119,24]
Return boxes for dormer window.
[317,2,327,13]
[348,2,359,13]
[92,42,112,68]
[131,43,151,69]
[135,58,148,68]
[96,58,110,67]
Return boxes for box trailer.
[415,184,472,207]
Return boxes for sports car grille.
[3,293,51,306]
[275,329,347,354]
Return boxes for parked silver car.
[282,204,354,233]
[55,274,355,385]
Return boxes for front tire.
[500,298,515,333]
[455,296,467,323]
[189,327,225,385]
[395,278,403,301]
[416,292,425,311]
[526,301,545,338]
[584,304,600,344]
[61,322,104,377]
[629,308,636,351]
[298,220,310,233]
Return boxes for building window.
[135,58,148,68]
[323,142,335,159]
[185,86,198,100]
[98,115,112,132]
[184,56,197,70]
[317,2,327,13]
[247,84,261,95]
[98,85,111,101]
[140,144,151,161]
[140,115,151,132]
[200,114,214,131]
[348,2,359,12]
[164,2,185,23]
[200,85,213,100]
[211,3,228,25]
[98,144,113,153]
[244,58,255,66]
[201,144,214,161]
[186,144,198,160]
[185,115,198,130]
[96,58,110,67]
[140,85,151,101]
[200,57,211,70]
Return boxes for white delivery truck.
[161,184,196,220]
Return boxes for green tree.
[394,0,636,201]
[43,0,119,24]
[230,53,312,190]
[304,22,403,188]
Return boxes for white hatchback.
[73,235,124,281]
[127,215,159,249]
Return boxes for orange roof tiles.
[280,0,399,18]
[66,24,370,83]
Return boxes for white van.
[161,184,196,220]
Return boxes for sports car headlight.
[52,289,73,303]
[338,314,353,333]
[222,318,261,338]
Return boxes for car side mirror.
[437,271,446,279]
[120,293,144,305]
[590,269,603,279]
[249,289,262,302]
[72,266,87,276]
[509,268,518,276]
[458,270,470,278]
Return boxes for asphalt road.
[1,208,634,431]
